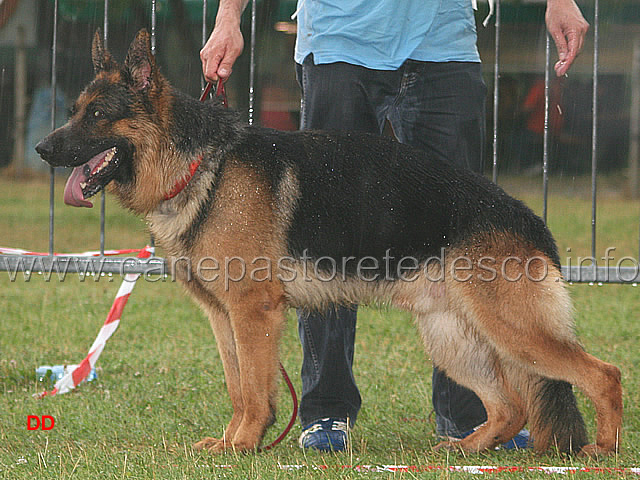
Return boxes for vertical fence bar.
[542,34,551,224]
[149,0,157,251]
[201,0,208,46]
[99,193,106,254]
[151,0,157,55]
[630,37,640,265]
[48,0,59,256]
[13,27,26,175]
[491,0,500,184]
[591,0,599,265]
[248,0,257,125]
[631,37,640,200]
[201,0,208,90]
[103,0,108,47]
[100,0,109,256]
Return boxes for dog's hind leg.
[501,335,620,456]
[416,312,527,453]
[456,266,622,456]
[495,334,620,456]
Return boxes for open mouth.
[64,147,119,208]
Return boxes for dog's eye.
[94,110,103,118]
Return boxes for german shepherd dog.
[36,30,622,456]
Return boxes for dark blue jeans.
[295,55,488,435]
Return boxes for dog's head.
[36,29,166,208]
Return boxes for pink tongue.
[64,165,93,208]
[62,148,115,208]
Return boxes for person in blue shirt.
[201,0,589,452]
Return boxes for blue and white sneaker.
[500,429,532,450]
[458,427,532,450]
[298,418,348,452]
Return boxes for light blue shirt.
[294,0,481,70]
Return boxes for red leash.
[200,81,299,451]
[262,363,299,452]
[199,80,227,106]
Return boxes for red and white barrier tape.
[35,246,153,398]
[0,246,146,257]
[215,465,640,475]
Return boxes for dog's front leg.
[193,304,246,453]
[228,285,285,452]
[200,283,286,453]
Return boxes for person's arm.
[545,0,589,76]
[200,0,248,83]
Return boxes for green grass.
[0,175,639,479]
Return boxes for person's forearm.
[214,0,249,29]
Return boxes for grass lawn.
[0,174,639,479]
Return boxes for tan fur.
[427,236,622,454]
[273,166,301,234]
[158,161,288,451]
[108,79,186,214]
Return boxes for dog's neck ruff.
[164,156,203,200]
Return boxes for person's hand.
[200,1,246,83]
[546,0,590,76]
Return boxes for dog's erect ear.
[91,29,117,74]
[124,29,155,93]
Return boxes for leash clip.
[200,80,228,108]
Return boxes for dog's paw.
[433,435,495,454]
[193,437,229,453]
[433,440,463,453]
[194,436,260,454]
[578,443,618,458]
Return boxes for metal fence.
[1,0,639,284]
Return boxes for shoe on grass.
[500,429,532,450]
[298,418,348,452]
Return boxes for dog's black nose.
[35,138,53,159]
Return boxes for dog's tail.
[527,377,588,454]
